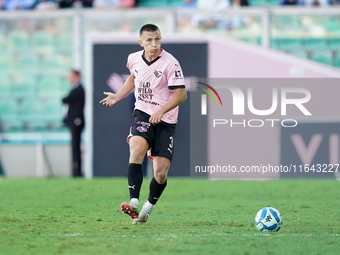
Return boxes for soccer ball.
[255,207,282,232]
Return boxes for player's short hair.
[71,69,81,77]
[139,24,160,37]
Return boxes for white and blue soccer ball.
[255,207,282,232]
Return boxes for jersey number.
[169,136,174,149]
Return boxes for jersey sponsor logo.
[142,100,159,106]
[173,70,183,80]
[136,121,150,128]
[137,81,160,106]
[153,70,162,78]
[138,81,154,100]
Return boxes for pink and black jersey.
[126,49,185,124]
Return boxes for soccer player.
[100,24,187,224]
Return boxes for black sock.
[148,177,167,205]
[127,163,143,200]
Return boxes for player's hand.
[99,92,119,107]
[149,110,164,124]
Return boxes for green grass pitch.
[0,178,339,255]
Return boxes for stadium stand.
[288,49,309,59]
[137,0,183,7]
[55,33,73,53]
[0,8,339,136]
[303,36,328,50]
[278,36,302,51]
[17,53,40,74]
[329,33,340,50]
[0,100,22,131]
[20,98,47,130]
[12,75,36,100]
[37,77,64,99]
[0,53,14,74]
[0,75,12,99]
[8,29,30,53]
[12,74,37,100]
[44,99,64,130]
[0,34,7,51]
[32,30,55,54]
[311,50,334,66]
[40,54,72,75]
[336,54,340,68]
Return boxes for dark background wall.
[281,122,340,179]
[92,43,207,176]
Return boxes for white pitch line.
[7,232,338,238]
[40,233,83,237]
[114,232,340,238]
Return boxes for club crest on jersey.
[137,126,148,133]
[136,121,150,133]
[154,70,162,78]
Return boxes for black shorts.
[128,109,176,161]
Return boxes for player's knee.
[154,171,167,184]
[129,148,145,163]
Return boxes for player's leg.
[128,136,149,202]
[121,136,149,219]
[122,110,154,219]
[133,156,170,224]
[133,122,175,224]
[148,156,170,209]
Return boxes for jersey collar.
[141,49,162,66]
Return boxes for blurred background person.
[180,0,197,8]
[280,0,303,5]
[176,0,197,31]
[92,0,135,8]
[191,0,230,30]
[2,0,36,10]
[57,0,94,8]
[197,0,230,9]
[34,0,58,10]
[62,70,85,177]
[304,0,330,6]
[231,0,249,7]
[0,0,5,9]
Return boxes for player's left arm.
[149,88,187,124]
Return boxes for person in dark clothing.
[62,69,85,177]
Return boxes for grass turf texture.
[0,178,339,255]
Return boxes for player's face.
[139,30,162,57]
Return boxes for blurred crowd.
[0,0,135,10]
[0,0,339,11]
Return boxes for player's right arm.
[100,74,135,107]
